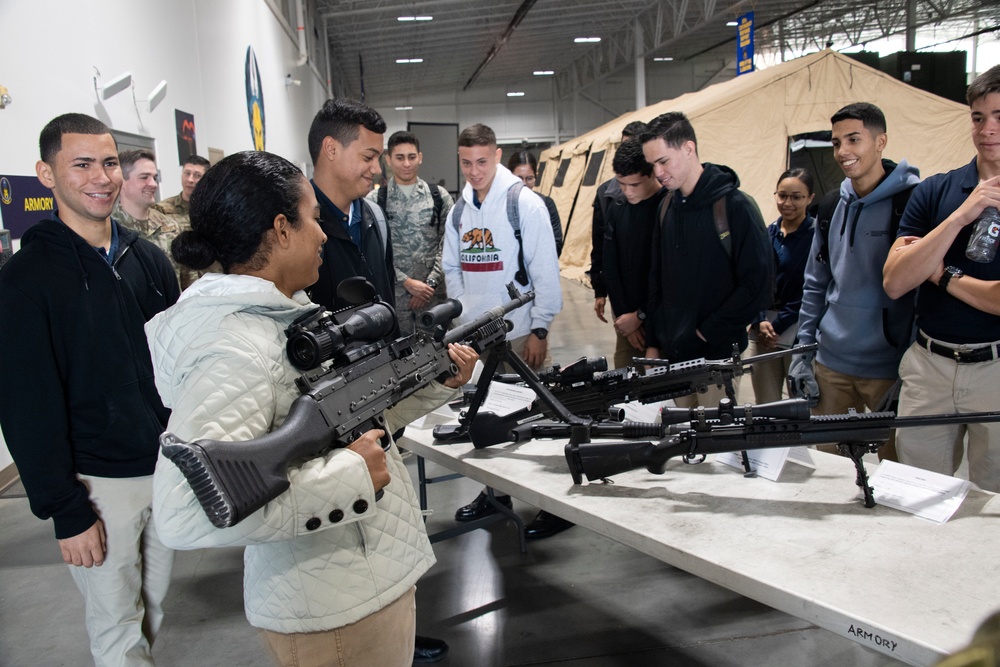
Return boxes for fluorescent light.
[395,106,413,110]
[533,70,554,76]
[395,58,424,64]
[574,37,601,43]
[653,57,674,62]
[507,92,525,97]
[727,21,738,26]
[398,15,433,21]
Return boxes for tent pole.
[635,19,647,109]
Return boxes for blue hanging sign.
[737,12,755,76]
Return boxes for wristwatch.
[939,266,963,292]
[531,328,549,340]
[426,278,438,289]
[636,310,646,321]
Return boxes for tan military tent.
[540,49,973,283]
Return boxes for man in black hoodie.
[0,114,179,666]
[640,112,772,408]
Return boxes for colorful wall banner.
[737,12,755,76]
[175,110,198,164]
[245,46,266,151]
[0,175,55,239]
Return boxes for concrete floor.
[0,278,905,666]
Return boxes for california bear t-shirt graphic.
[460,227,504,272]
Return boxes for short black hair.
[184,154,211,168]
[39,113,115,163]
[830,102,886,135]
[458,124,496,148]
[307,98,387,164]
[775,167,815,195]
[506,151,538,174]
[621,121,648,140]
[173,151,305,273]
[640,112,697,151]
[967,65,1000,107]
[612,140,652,178]
[387,131,420,154]
[119,149,157,180]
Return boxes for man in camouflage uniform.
[113,149,195,289]
[368,131,454,334]
[152,154,209,230]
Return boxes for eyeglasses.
[519,175,537,185]
[774,192,807,203]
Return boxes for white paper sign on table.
[868,460,970,523]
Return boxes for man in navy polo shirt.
[883,65,1000,492]
[306,98,396,317]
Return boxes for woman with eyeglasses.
[507,151,564,256]
[748,167,816,403]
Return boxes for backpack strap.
[430,185,444,230]
[506,182,529,286]
[890,184,917,238]
[451,195,466,234]
[376,183,388,217]
[657,191,733,259]
[713,197,732,259]
[360,198,388,256]
[814,189,840,265]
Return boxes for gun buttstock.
[565,440,657,483]
[160,433,290,528]
[469,412,517,448]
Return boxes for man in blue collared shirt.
[306,98,396,319]
[884,65,1000,491]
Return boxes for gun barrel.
[742,343,817,365]
[444,287,535,345]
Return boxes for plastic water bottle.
[966,207,1000,263]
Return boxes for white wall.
[0,0,328,476]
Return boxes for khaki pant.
[68,474,174,667]
[611,326,646,369]
[260,585,416,667]
[813,362,897,461]
[745,339,790,405]
[896,337,1000,492]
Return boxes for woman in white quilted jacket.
[145,151,477,667]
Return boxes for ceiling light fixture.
[533,70,554,76]
[147,80,168,111]
[395,58,424,64]
[653,57,674,62]
[574,37,601,43]
[727,21,738,26]
[398,16,433,21]
[395,106,414,110]
[507,92,525,97]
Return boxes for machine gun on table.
[558,398,1000,508]
[160,281,534,528]
[433,343,817,468]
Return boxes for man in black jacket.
[305,98,448,664]
[307,99,396,321]
[591,120,648,321]
[641,112,772,408]
[601,139,666,368]
[0,113,180,666]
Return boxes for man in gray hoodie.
[788,103,919,460]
